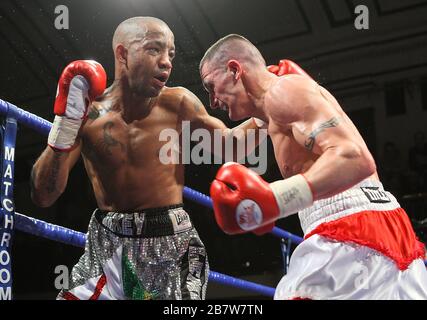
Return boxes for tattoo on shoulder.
[304,117,341,151]
[87,100,115,120]
[82,121,125,160]
[87,107,100,120]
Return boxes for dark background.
[0,0,426,299]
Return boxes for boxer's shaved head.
[112,16,172,52]
[200,34,266,71]
[112,16,175,96]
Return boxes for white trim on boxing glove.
[59,75,90,119]
[48,75,90,151]
[269,174,314,218]
[48,116,82,151]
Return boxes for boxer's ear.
[115,44,128,66]
[227,60,242,81]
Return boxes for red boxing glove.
[267,59,312,79]
[48,60,107,151]
[54,60,107,116]
[210,162,280,235]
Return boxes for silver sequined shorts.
[57,204,209,300]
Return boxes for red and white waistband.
[298,179,400,235]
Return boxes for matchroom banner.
[0,116,18,300]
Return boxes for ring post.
[0,103,19,300]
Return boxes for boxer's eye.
[148,48,160,54]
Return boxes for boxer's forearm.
[30,147,72,207]
[303,144,376,200]
[223,118,266,162]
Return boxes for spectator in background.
[380,141,404,196]
[408,131,427,192]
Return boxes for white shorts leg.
[274,235,427,300]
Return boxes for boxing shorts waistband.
[94,204,193,238]
[298,179,400,235]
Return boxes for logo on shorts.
[236,200,262,231]
[171,211,192,232]
[361,187,391,203]
[173,211,189,225]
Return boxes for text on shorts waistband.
[94,204,192,238]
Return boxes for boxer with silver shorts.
[31,18,263,300]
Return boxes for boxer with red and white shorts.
[275,178,427,299]
[200,34,427,299]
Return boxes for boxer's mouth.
[154,72,169,83]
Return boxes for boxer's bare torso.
[78,86,184,211]
[64,85,226,211]
[264,75,378,191]
[31,81,257,210]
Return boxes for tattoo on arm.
[304,117,341,151]
[46,151,63,194]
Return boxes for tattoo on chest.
[103,122,125,153]
[304,117,341,151]
[87,121,125,158]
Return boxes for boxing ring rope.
[1,98,426,300]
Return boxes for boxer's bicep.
[289,88,348,155]
[285,84,376,199]
[292,107,375,199]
